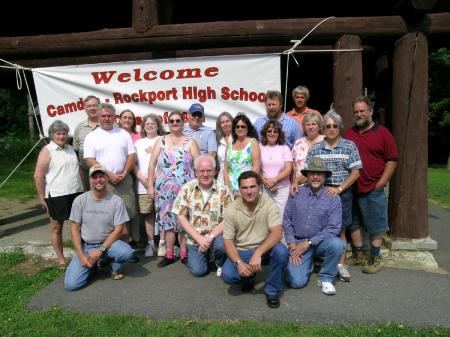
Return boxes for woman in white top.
[134,114,164,257]
[215,111,233,183]
[34,120,83,269]
[291,111,324,194]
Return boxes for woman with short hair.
[34,120,83,269]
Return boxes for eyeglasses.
[197,169,214,174]
[235,125,247,129]
[326,124,339,129]
[169,119,182,124]
[191,112,203,118]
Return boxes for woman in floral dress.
[148,111,200,267]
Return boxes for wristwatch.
[209,233,215,240]
[307,240,313,247]
[99,245,107,254]
[233,259,242,267]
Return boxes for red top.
[287,107,321,133]
[344,123,398,194]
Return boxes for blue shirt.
[183,125,217,155]
[306,138,362,185]
[254,114,302,149]
[283,184,342,246]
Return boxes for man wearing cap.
[83,103,137,244]
[282,157,345,295]
[64,164,134,291]
[183,103,218,157]
[254,90,302,149]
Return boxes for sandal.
[111,271,125,280]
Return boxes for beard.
[267,109,279,119]
[355,116,372,130]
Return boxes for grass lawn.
[0,160,36,201]
[1,249,449,337]
[428,167,450,209]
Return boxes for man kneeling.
[221,171,289,308]
[283,157,345,295]
[64,164,133,290]
[172,155,233,276]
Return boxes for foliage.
[428,167,450,210]
[429,48,450,164]
[0,251,449,336]
[0,132,41,162]
[0,88,29,135]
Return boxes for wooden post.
[389,32,429,238]
[333,35,362,130]
[132,0,158,33]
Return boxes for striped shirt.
[306,138,362,186]
[254,114,302,149]
[283,184,342,245]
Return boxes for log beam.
[389,32,429,239]
[0,13,448,60]
[132,0,159,33]
[333,35,363,130]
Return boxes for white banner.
[32,54,281,136]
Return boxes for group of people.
[33,85,397,309]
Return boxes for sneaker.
[144,244,155,257]
[362,255,382,274]
[266,294,280,308]
[157,257,175,268]
[241,279,255,292]
[216,266,222,277]
[345,251,367,266]
[157,241,167,257]
[317,279,336,295]
[337,264,351,282]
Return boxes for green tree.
[429,48,450,168]
[0,88,29,136]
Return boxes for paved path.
[2,200,450,327]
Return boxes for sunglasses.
[235,125,247,129]
[169,119,182,124]
[191,112,203,118]
[326,124,339,129]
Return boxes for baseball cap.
[89,164,107,177]
[188,103,204,114]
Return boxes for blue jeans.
[221,243,289,295]
[187,234,225,277]
[286,237,345,288]
[64,240,133,291]
[353,188,389,235]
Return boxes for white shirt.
[134,136,160,194]
[84,127,136,173]
[45,141,83,197]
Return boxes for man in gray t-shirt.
[64,164,133,291]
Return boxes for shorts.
[339,188,353,230]
[45,192,82,222]
[352,188,389,235]
[107,174,137,219]
[138,194,155,214]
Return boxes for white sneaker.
[337,264,351,282]
[216,266,222,277]
[317,279,336,295]
[157,241,167,257]
[144,244,155,257]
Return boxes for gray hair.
[48,120,70,139]
[194,154,216,170]
[83,95,100,105]
[323,110,344,134]
[141,114,165,137]
[99,103,116,114]
[292,86,310,100]
[302,112,324,134]
[215,111,233,142]
[353,95,374,110]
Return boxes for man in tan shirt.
[221,171,289,309]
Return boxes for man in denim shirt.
[282,157,345,295]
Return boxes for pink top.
[292,135,324,176]
[131,132,142,143]
[260,144,293,189]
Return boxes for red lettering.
[133,68,142,81]
[91,71,117,84]
[47,105,57,117]
[143,71,157,81]
[118,73,131,83]
[160,70,175,80]
[204,67,219,77]
[176,68,201,79]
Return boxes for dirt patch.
[0,197,40,220]
[10,256,60,276]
